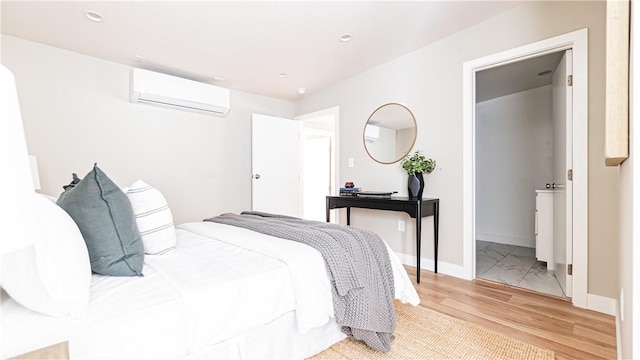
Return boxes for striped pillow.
[125,180,176,255]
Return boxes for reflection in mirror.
[363,103,417,164]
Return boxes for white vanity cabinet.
[535,190,554,269]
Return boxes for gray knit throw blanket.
[204,211,396,352]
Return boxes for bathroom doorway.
[473,51,570,298]
[462,29,590,307]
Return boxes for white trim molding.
[587,293,617,316]
[462,29,589,307]
[476,232,535,248]
[396,253,467,280]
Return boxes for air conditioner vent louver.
[130,68,230,117]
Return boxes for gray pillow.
[57,164,144,276]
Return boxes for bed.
[2,219,420,359]
[0,64,419,359]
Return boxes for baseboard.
[396,253,467,279]
[587,293,616,316]
[476,232,535,248]
[615,298,622,360]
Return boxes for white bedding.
[147,225,298,353]
[2,267,187,359]
[1,221,419,359]
[179,222,420,333]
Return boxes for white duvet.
[2,221,419,359]
[176,222,420,335]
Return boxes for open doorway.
[474,51,570,298]
[296,107,339,221]
[462,29,588,308]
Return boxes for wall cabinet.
[535,190,554,270]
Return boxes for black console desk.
[325,196,439,283]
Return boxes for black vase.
[408,173,424,199]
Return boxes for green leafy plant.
[401,150,436,175]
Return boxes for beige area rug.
[311,301,554,360]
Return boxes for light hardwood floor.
[405,266,617,360]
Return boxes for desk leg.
[346,207,351,225]
[326,199,330,223]
[434,201,439,274]
[416,204,421,283]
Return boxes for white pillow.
[125,180,177,255]
[0,194,91,318]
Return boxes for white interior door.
[251,113,302,217]
[552,50,573,297]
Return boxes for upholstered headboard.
[0,65,93,320]
[0,64,38,255]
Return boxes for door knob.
[253,174,261,179]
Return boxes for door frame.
[462,29,588,308]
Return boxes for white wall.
[618,86,636,360]
[475,86,553,248]
[1,35,295,224]
[617,2,639,357]
[295,1,618,298]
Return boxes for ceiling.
[476,51,565,103]
[1,1,523,101]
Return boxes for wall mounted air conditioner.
[364,124,380,143]
[130,68,230,117]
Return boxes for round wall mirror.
[363,103,417,164]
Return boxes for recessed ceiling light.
[339,34,353,42]
[212,76,225,82]
[85,11,104,23]
[277,72,288,78]
[297,88,307,95]
[537,69,553,76]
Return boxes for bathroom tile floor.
[476,240,566,298]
